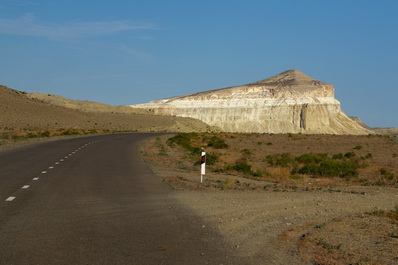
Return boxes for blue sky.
[0,0,397,127]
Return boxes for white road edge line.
[22,185,30,189]
[5,196,16,202]
[42,171,47,174]
[33,177,39,181]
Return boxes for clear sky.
[0,0,397,127]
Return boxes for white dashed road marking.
[4,140,102,203]
[5,196,16,202]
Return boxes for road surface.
[0,133,245,265]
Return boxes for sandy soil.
[172,188,397,264]
[141,134,398,264]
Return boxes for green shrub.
[266,153,295,167]
[289,174,302,180]
[380,168,394,180]
[27,133,38,138]
[296,153,328,164]
[167,133,200,154]
[206,136,228,149]
[61,130,80,136]
[232,160,253,174]
[298,160,358,178]
[353,145,363,150]
[344,152,356,158]
[298,163,321,176]
[241,149,252,155]
[226,160,263,177]
[332,153,344,160]
[320,160,358,178]
[40,131,50,137]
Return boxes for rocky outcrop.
[128,70,372,135]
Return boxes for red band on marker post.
[201,152,206,182]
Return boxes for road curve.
[0,133,246,265]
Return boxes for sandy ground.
[172,187,397,264]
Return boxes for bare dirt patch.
[141,133,398,264]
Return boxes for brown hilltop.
[0,85,213,132]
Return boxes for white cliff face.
[129,70,371,135]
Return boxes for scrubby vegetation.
[151,132,398,187]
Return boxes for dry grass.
[286,207,398,264]
[142,133,398,189]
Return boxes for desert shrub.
[296,153,328,164]
[380,168,395,181]
[231,160,253,174]
[61,130,80,136]
[332,153,344,160]
[167,133,200,154]
[226,160,262,176]
[27,133,38,138]
[344,152,356,158]
[206,136,228,149]
[241,149,252,155]
[11,135,26,141]
[298,163,321,176]
[393,154,398,158]
[40,131,50,137]
[368,206,398,221]
[0,133,10,140]
[353,145,363,150]
[299,160,358,178]
[266,153,295,167]
[289,174,302,180]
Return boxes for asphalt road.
[0,133,246,265]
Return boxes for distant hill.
[370,128,398,135]
[26,92,150,114]
[129,70,372,135]
[0,85,214,132]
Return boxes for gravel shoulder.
[172,187,398,264]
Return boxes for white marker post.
[200,152,206,183]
